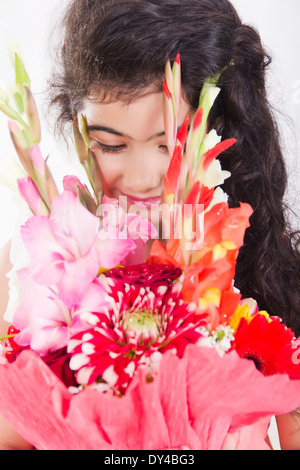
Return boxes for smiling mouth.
[119,192,162,209]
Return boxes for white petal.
[69,353,89,370]
[102,365,118,386]
[124,361,136,378]
[202,129,221,152]
[157,286,167,296]
[109,351,120,359]
[80,312,100,326]
[82,332,94,342]
[82,342,95,355]
[77,366,95,385]
[67,339,82,353]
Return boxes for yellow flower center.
[123,309,160,341]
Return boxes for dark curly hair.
[49,0,300,334]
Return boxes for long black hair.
[49,0,300,334]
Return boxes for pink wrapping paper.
[1,346,300,450]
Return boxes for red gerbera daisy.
[231,314,300,378]
[68,266,205,395]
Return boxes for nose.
[122,150,162,195]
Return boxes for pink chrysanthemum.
[68,266,205,395]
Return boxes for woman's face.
[81,90,193,231]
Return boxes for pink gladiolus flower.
[17,177,49,215]
[88,193,157,243]
[30,144,46,173]
[101,195,157,240]
[62,175,86,194]
[20,191,135,306]
[13,269,108,356]
[101,195,158,266]
[29,145,59,204]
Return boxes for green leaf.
[0,100,20,121]
[13,90,25,114]
[14,53,31,88]
[88,148,103,204]
[76,184,98,215]
[8,121,34,177]
[8,84,27,115]
[23,86,41,144]
[78,114,90,151]
[73,118,88,164]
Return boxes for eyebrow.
[87,124,165,140]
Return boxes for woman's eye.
[159,144,186,154]
[92,141,126,153]
[159,145,169,153]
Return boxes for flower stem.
[0,334,17,342]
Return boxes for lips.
[120,192,161,209]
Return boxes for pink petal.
[62,175,85,194]
[126,214,158,241]
[2,346,300,449]
[13,269,87,356]
[51,191,100,255]
[17,177,49,215]
[77,279,108,314]
[30,326,69,356]
[122,238,147,266]
[13,269,63,329]
[95,235,136,269]
[29,145,46,174]
[21,215,64,261]
[101,195,119,206]
[57,250,101,307]
[20,218,66,286]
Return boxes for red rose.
[105,262,182,287]
[43,348,77,388]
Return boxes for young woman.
[0,0,300,450]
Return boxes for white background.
[1,0,299,450]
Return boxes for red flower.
[147,202,253,329]
[1,326,22,363]
[43,348,77,388]
[68,270,205,394]
[105,263,182,287]
[231,314,300,378]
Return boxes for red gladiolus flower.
[231,314,300,379]
[68,269,205,395]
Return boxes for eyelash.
[93,142,126,154]
[93,141,169,154]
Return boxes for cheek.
[95,154,122,191]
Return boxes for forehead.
[81,91,192,140]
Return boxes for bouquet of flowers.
[1,51,300,450]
